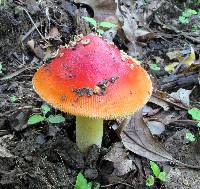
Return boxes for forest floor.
[0,0,200,189]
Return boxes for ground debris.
[104,142,136,176]
[1,0,200,188]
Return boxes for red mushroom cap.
[33,34,152,119]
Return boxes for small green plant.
[179,9,198,24]
[186,132,196,142]
[83,16,116,35]
[146,161,167,187]
[0,0,7,6]
[10,95,17,102]
[188,107,200,120]
[28,104,65,125]
[192,24,200,31]
[149,64,160,71]
[178,8,200,31]
[75,172,100,189]
[185,107,200,142]
[0,63,2,74]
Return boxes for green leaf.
[10,95,17,102]
[47,114,65,124]
[150,161,160,177]
[186,132,196,142]
[150,64,160,71]
[182,9,197,17]
[83,16,97,27]
[75,172,92,189]
[179,16,189,24]
[28,114,45,125]
[146,175,155,187]
[96,29,104,35]
[188,108,200,120]
[0,63,2,73]
[0,0,6,6]
[192,24,198,32]
[158,172,167,182]
[197,122,200,127]
[41,104,50,116]
[99,21,116,28]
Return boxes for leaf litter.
[120,110,200,169]
[121,110,174,162]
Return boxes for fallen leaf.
[166,47,195,66]
[167,47,196,74]
[46,27,61,39]
[0,146,14,158]
[121,110,173,162]
[146,121,165,136]
[142,105,153,115]
[74,0,117,22]
[104,142,135,176]
[27,39,35,50]
[135,29,155,42]
[164,62,179,73]
[178,46,196,66]
[115,1,139,56]
[0,135,14,158]
[143,105,160,116]
[170,88,192,107]
[149,96,170,111]
[166,50,179,60]
[142,0,165,21]
[155,111,179,125]
[152,90,189,110]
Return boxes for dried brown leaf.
[170,88,192,107]
[121,110,173,162]
[0,146,14,158]
[74,0,117,21]
[146,121,165,136]
[152,90,189,110]
[149,96,170,111]
[47,27,60,39]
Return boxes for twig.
[21,22,41,42]
[174,120,199,123]
[152,93,189,110]
[181,33,200,43]
[23,8,47,42]
[0,66,37,81]
[0,106,37,117]
[158,71,199,91]
[101,182,135,188]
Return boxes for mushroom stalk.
[76,116,103,152]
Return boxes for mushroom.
[32,34,152,152]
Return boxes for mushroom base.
[76,116,103,152]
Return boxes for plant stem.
[76,116,103,152]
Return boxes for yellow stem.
[76,116,103,152]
